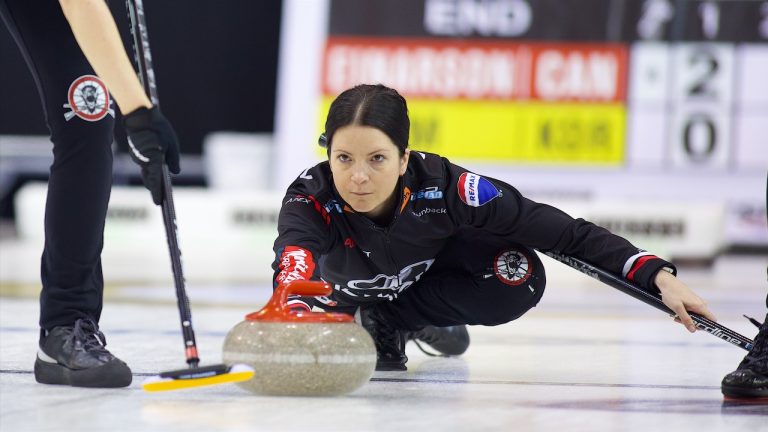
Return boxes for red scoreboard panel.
[322,38,627,163]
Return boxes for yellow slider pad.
[142,364,255,392]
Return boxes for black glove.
[124,106,181,205]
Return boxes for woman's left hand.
[654,270,717,333]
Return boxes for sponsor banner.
[322,37,627,102]
[329,0,616,41]
[318,96,626,164]
[724,201,768,247]
[548,200,727,260]
[7,184,762,285]
[13,184,284,283]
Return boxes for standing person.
[721,178,768,401]
[271,83,716,371]
[0,0,180,387]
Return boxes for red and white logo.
[276,246,316,285]
[494,249,532,286]
[64,75,114,122]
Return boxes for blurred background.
[0,0,766,290]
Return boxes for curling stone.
[222,280,376,396]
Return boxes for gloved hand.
[123,106,181,205]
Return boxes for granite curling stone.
[223,280,376,396]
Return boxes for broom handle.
[126,0,199,367]
[543,251,754,351]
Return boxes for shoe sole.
[721,384,768,399]
[375,362,407,371]
[34,357,132,388]
[411,326,470,356]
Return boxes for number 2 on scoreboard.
[670,44,733,169]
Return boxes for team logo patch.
[494,249,532,286]
[64,75,114,122]
[457,172,500,207]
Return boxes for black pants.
[322,229,546,331]
[1,0,114,330]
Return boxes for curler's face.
[329,125,409,221]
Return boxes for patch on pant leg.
[493,249,532,286]
[63,75,115,122]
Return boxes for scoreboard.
[319,0,768,172]
[262,0,768,250]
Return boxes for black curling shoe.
[722,313,768,400]
[34,318,132,388]
[359,308,408,371]
[410,325,470,357]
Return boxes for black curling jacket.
[271,151,674,309]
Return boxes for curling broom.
[125,0,254,392]
[543,251,754,351]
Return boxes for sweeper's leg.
[720,178,768,401]
[0,0,132,388]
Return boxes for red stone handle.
[282,280,333,298]
[244,280,354,323]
